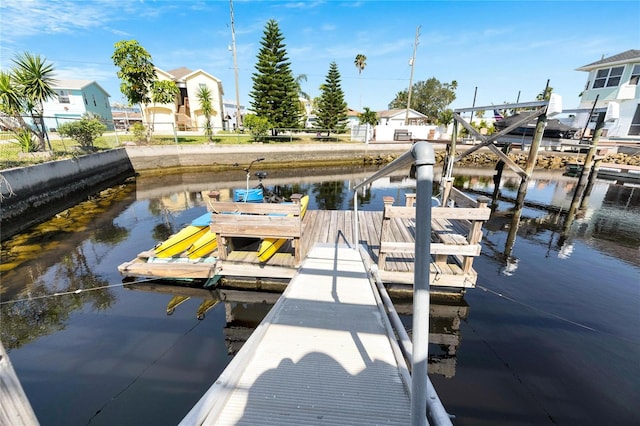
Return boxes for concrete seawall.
[0,143,409,241]
[124,143,411,173]
[1,148,135,240]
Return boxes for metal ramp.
[181,243,411,425]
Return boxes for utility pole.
[230,0,242,128]
[405,25,420,126]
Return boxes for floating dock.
[118,187,490,290]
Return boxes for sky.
[1,0,639,114]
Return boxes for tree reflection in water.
[2,245,115,351]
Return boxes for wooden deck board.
[118,209,482,289]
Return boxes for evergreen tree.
[250,20,302,134]
[315,61,348,135]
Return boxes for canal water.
[1,165,638,425]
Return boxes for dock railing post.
[410,141,435,426]
[353,141,451,425]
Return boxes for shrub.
[58,115,106,148]
[130,122,146,142]
[243,114,271,141]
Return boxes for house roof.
[377,108,427,119]
[167,67,193,79]
[52,79,110,97]
[164,67,222,84]
[160,67,223,95]
[576,49,640,71]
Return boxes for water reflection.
[473,171,640,274]
[1,246,116,351]
[124,281,278,355]
[1,166,638,425]
[396,295,470,379]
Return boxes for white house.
[43,79,113,131]
[574,49,640,139]
[222,99,247,131]
[374,108,442,141]
[377,108,429,126]
[151,67,225,133]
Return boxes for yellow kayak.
[186,231,218,259]
[154,225,209,258]
[257,195,309,262]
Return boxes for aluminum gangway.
[181,243,412,425]
[182,142,452,425]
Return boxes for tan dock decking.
[118,189,490,289]
[179,243,412,425]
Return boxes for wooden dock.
[118,188,491,290]
[180,243,412,425]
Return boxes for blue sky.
[1,0,639,113]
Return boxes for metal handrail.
[353,141,446,426]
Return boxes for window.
[57,90,70,104]
[630,64,640,85]
[592,66,625,88]
[629,104,640,136]
[93,94,97,106]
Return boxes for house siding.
[575,53,640,139]
[43,81,113,131]
[148,68,225,133]
[185,73,224,131]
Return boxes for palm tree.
[196,85,215,142]
[358,107,377,126]
[354,54,367,75]
[2,52,57,150]
[295,74,311,123]
[354,54,367,109]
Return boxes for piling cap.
[411,141,435,166]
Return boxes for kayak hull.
[154,225,209,258]
[257,195,309,262]
[186,231,218,259]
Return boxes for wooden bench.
[393,129,412,141]
[209,194,304,265]
[378,188,490,288]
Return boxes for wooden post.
[575,111,606,201]
[463,196,489,273]
[378,196,395,268]
[491,143,512,204]
[516,97,549,206]
[291,194,303,265]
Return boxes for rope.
[0,277,162,306]
[476,283,606,334]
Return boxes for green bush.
[243,114,271,141]
[58,115,106,148]
[130,122,146,142]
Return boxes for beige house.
[150,67,225,133]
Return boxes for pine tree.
[315,61,348,135]
[250,20,302,134]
